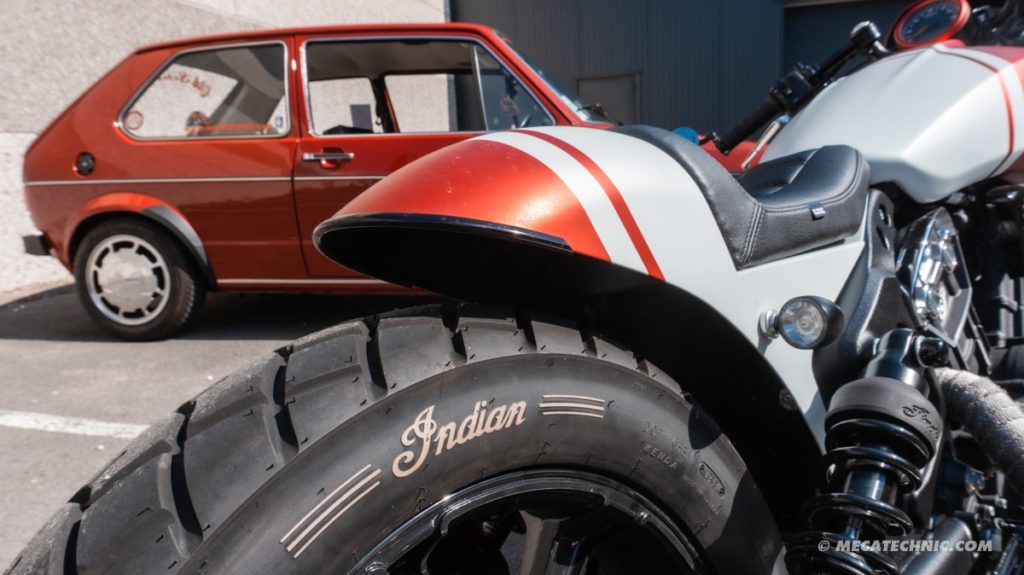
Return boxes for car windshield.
[502,40,609,123]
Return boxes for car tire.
[7,306,785,574]
[73,218,206,341]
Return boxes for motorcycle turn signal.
[760,296,845,349]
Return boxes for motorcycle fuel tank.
[765,44,1024,202]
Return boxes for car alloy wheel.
[85,233,171,326]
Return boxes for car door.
[293,32,557,277]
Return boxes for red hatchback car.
[21,23,608,339]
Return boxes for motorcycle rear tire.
[8,307,784,574]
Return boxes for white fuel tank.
[764,44,1024,202]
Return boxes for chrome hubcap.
[86,234,170,326]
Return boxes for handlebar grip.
[716,97,783,154]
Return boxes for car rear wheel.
[73,219,205,340]
[8,307,785,573]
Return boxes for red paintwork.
[340,137,610,261]
[891,0,971,50]
[21,22,724,293]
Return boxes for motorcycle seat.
[614,125,869,269]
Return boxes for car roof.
[137,22,500,53]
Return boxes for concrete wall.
[0,0,445,295]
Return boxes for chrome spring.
[787,417,934,575]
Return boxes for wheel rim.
[354,469,704,574]
[85,234,170,326]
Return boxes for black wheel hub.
[353,469,703,574]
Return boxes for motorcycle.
[14,0,1024,573]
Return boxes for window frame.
[117,40,292,142]
[299,35,555,139]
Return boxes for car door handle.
[303,149,355,169]
[302,151,355,162]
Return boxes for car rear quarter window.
[121,43,289,139]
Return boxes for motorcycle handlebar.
[715,97,783,154]
[710,21,889,155]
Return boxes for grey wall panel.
[451,0,784,133]
[579,0,647,77]
[646,1,720,132]
[512,0,582,89]
[715,0,786,131]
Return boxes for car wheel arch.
[68,203,215,289]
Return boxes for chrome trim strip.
[116,40,292,142]
[299,35,555,138]
[293,175,386,181]
[217,278,390,285]
[25,176,291,186]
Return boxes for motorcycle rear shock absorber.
[787,330,944,574]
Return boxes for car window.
[384,74,457,132]
[303,39,553,136]
[122,43,288,139]
[307,78,383,135]
[474,47,553,131]
[503,41,608,123]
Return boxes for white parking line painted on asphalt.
[0,409,145,439]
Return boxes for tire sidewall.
[73,219,204,340]
[187,354,783,573]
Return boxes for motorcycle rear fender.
[315,127,867,515]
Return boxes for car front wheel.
[73,219,205,340]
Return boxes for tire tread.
[6,305,680,574]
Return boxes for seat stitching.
[741,206,763,264]
[738,205,759,264]
[750,207,765,262]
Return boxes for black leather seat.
[614,125,869,269]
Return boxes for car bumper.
[22,234,50,256]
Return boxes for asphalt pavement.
[0,286,432,567]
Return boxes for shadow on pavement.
[0,285,439,342]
